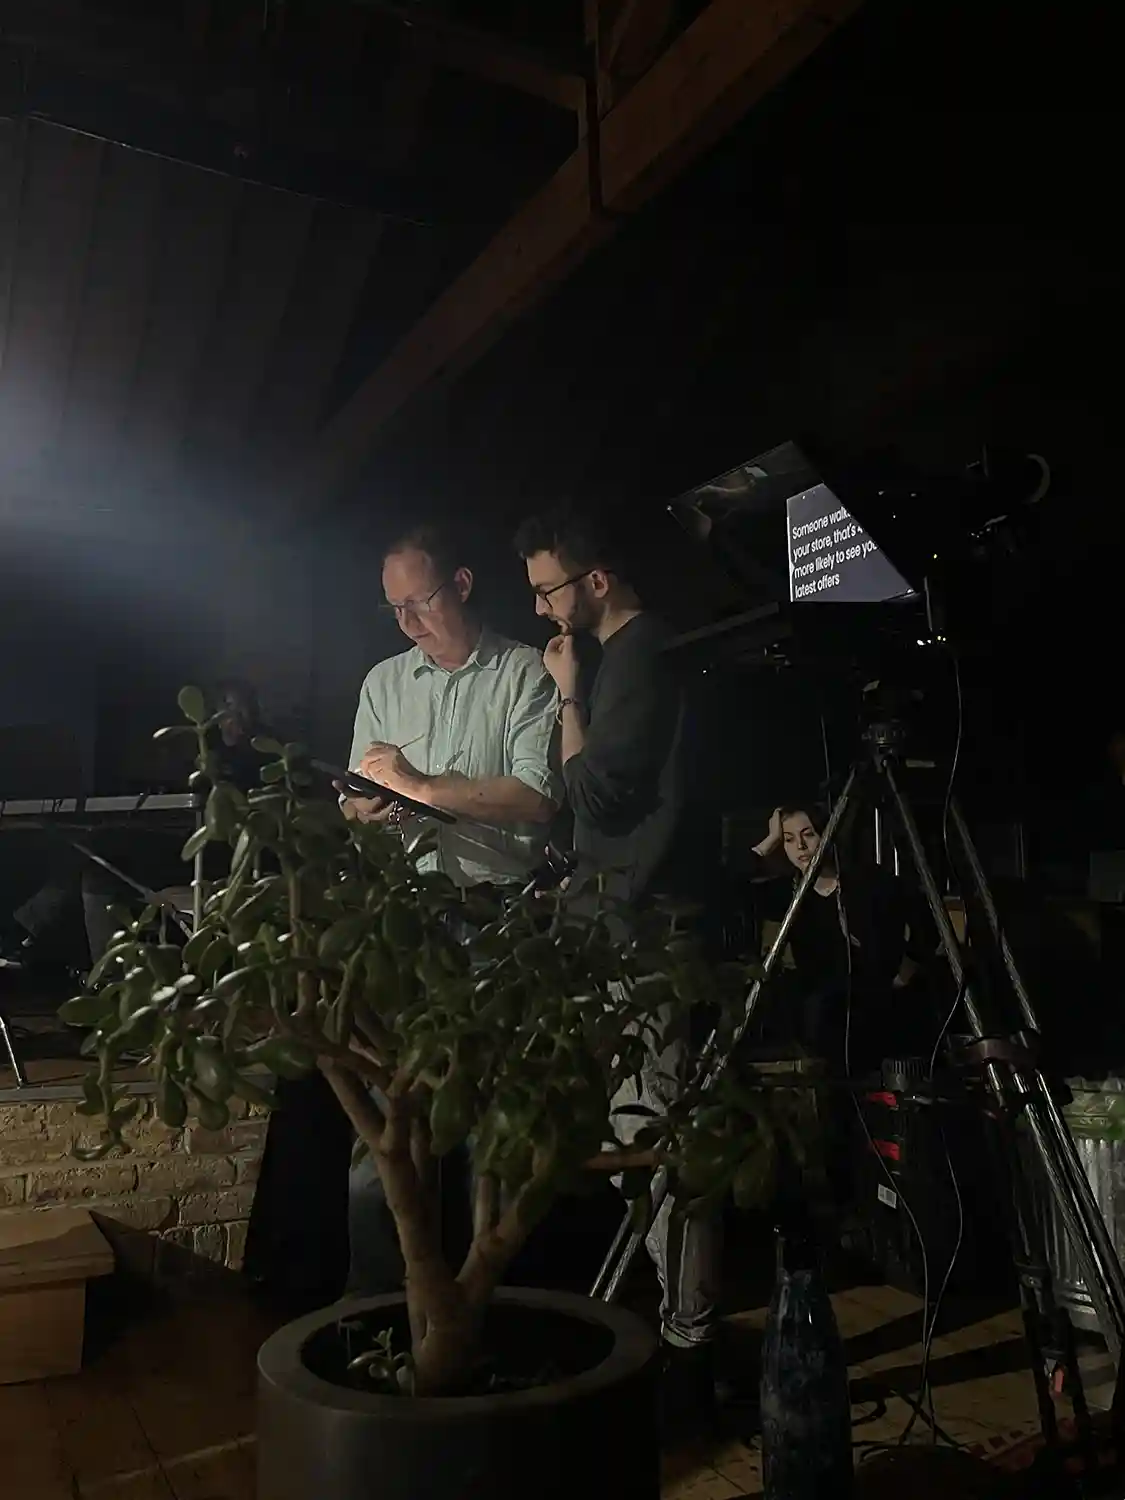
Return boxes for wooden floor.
[3,1288,272,1500]
[0,1278,1104,1499]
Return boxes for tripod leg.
[949,800,1039,1034]
[591,763,864,1302]
[951,802,1125,1338]
[950,799,1125,1424]
[996,1110,1098,1467]
[878,766,1099,1461]
[982,1109,1066,1457]
[883,762,1125,1360]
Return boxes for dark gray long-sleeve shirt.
[564,613,688,904]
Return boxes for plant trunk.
[406,1213,537,1393]
[406,1233,513,1394]
[411,1291,486,1396]
[320,1062,537,1396]
[320,1064,486,1392]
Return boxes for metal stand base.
[0,783,207,1091]
[0,1005,27,1087]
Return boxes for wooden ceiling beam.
[360,1,586,113]
[605,0,676,80]
[298,0,863,507]
[581,0,678,130]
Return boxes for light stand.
[69,839,193,939]
[592,714,1125,1466]
[0,815,196,1089]
[189,771,208,933]
[0,1007,27,1087]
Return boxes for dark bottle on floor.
[760,1228,853,1499]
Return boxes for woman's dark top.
[747,852,930,1073]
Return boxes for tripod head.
[862,718,908,760]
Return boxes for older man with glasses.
[343,523,559,882]
[341,522,560,1295]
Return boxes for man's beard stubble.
[563,587,602,636]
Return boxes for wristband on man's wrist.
[556,696,582,721]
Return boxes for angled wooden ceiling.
[0,117,380,515]
[0,1,590,520]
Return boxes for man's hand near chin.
[542,630,579,700]
[544,631,584,767]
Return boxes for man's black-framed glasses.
[535,569,594,602]
[381,582,448,617]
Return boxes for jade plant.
[63,688,806,1396]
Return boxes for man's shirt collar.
[410,626,501,678]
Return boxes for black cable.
[898,650,968,1446]
[817,715,938,1447]
[825,681,972,1452]
[927,655,968,1079]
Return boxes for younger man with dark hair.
[514,508,686,905]
[515,506,718,1434]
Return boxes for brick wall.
[0,1091,267,1280]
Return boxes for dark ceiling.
[0,116,384,509]
[346,0,1123,590]
[6,0,1117,546]
[354,0,1121,499]
[1,0,583,216]
[0,0,608,516]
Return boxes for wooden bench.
[0,1208,114,1383]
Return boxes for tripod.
[592,715,1125,1445]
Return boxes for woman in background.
[748,805,930,1075]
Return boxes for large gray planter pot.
[257,1286,660,1500]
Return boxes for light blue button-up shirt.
[348,628,559,887]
